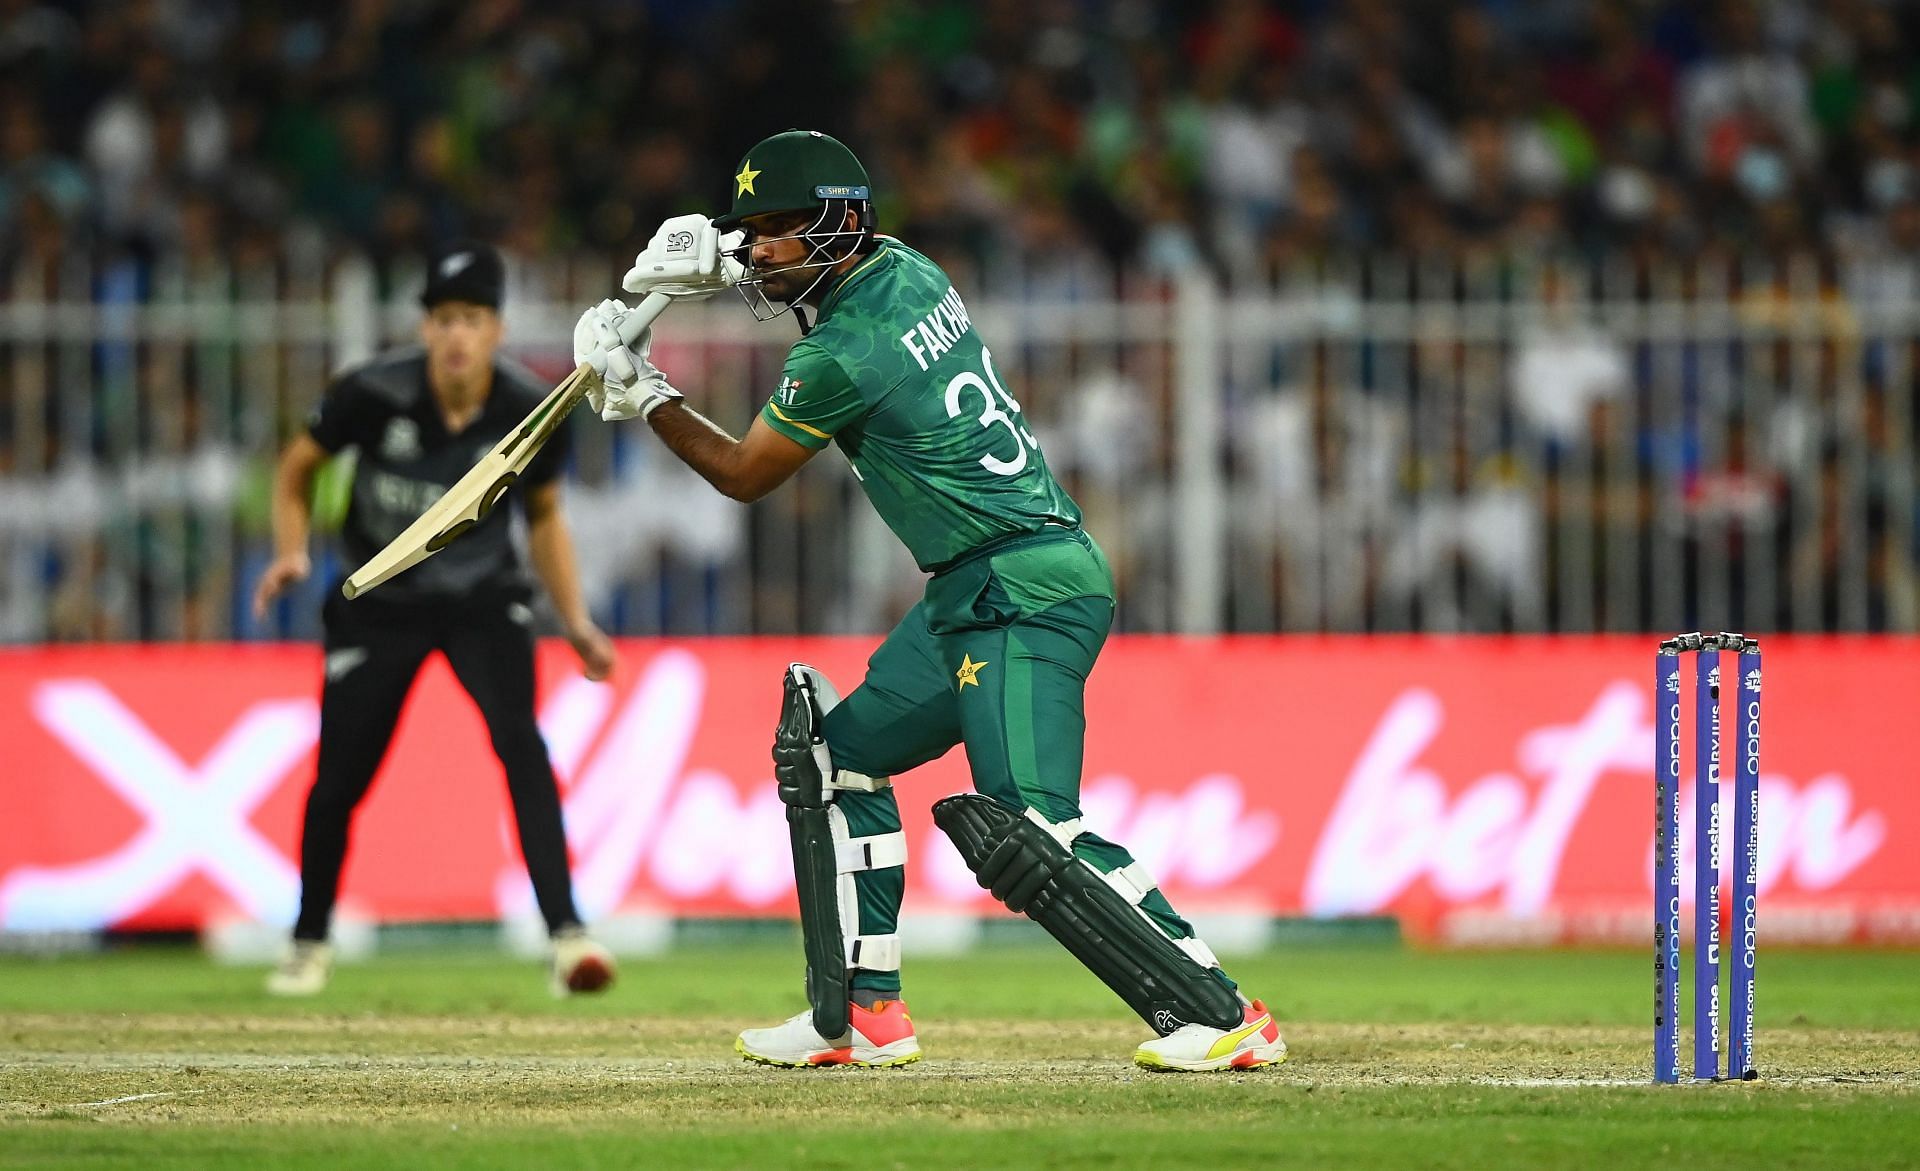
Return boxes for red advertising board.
[1,637,1913,943]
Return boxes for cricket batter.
[571,130,1281,1071]
[256,240,617,998]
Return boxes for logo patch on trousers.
[325,648,369,682]
[955,654,989,690]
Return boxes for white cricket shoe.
[550,925,616,997]
[736,999,922,1068]
[1134,999,1286,1072]
[265,940,333,997]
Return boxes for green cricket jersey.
[758,239,1084,574]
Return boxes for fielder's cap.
[715,129,871,230]
[419,239,505,310]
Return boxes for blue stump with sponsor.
[1729,646,1761,1080]
[1654,632,1759,1085]
[1653,647,1683,1084]
[1693,648,1722,1080]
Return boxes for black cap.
[419,239,505,310]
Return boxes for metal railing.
[1,248,1914,640]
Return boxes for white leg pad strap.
[1024,806,1083,850]
[1176,935,1222,969]
[1101,862,1159,906]
[836,831,909,874]
[847,934,902,971]
[828,769,890,793]
[829,807,904,974]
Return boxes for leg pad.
[788,804,850,1041]
[777,665,903,1042]
[933,793,1242,1035]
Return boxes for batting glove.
[621,214,747,300]
[571,299,683,422]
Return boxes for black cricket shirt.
[306,347,569,603]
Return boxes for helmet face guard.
[731,197,873,321]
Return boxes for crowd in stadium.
[2,0,1918,642]
[3,0,1918,284]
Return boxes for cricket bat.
[341,291,671,599]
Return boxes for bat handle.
[618,291,673,347]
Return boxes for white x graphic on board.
[0,680,318,930]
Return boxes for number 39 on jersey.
[945,348,1037,477]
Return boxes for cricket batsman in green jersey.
[570,130,1282,1072]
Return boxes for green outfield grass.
[2,941,1916,1169]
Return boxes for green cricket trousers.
[819,530,1230,997]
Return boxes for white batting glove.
[571,299,682,422]
[621,214,747,300]
[572,297,623,371]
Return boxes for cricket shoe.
[1133,999,1286,1072]
[265,940,333,997]
[550,925,616,997]
[735,1000,922,1068]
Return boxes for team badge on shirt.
[380,417,423,461]
[775,376,804,405]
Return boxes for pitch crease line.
[75,1089,209,1107]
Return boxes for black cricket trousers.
[291,585,581,941]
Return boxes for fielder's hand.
[567,619,617,682]
[252,550,311,618]
[620,214,746,300]
[571,299,682,422]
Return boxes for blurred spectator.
[0,96,88,227]
[1678,0,1818,180]
[305,99,390,246]
[83,47,227,244]
[1511,270,1632,453]
[1383,437,1545,633]
[0,0,81,76]
[1549,0,1678,143]
[1202,58,1311,267]
[1231,355,1402,630]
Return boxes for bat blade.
[340,291,672,600]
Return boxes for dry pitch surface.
[1,944,1915,1169]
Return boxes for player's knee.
[775,663,888,808]
[821,724,886,782]
[817,692,881,774]
[486,724,548,768]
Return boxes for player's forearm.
[527,515,594,635]
[269,455,317,559]
[647,401,769,502]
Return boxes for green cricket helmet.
[717,129,876,322]
[714,129,872,230]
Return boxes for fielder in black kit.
[252,240,618,998]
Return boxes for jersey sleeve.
[758,339,865,450]
[305,370,379,453]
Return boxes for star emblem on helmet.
[735,159,761,197]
